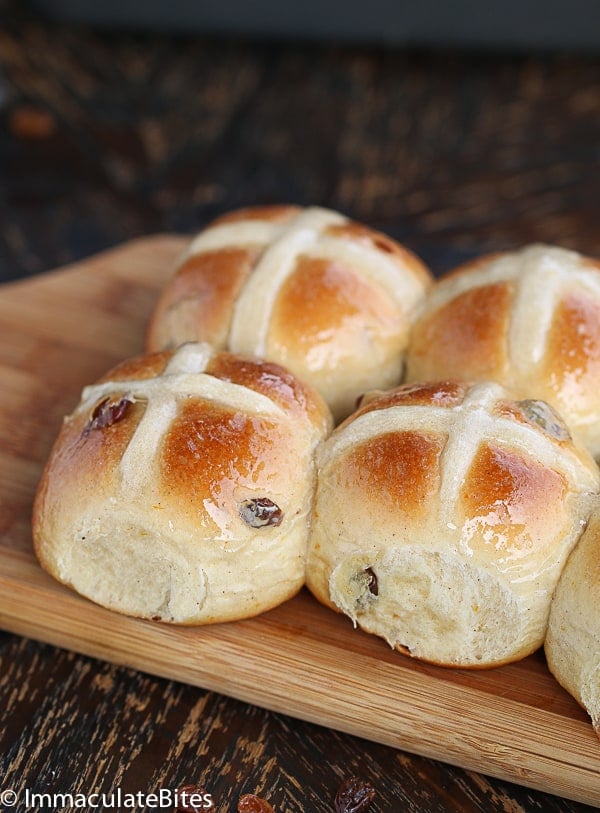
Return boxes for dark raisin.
[334,776,376,813]
[364,567,378,596]
[238,793,274,813]
[175,784,213,812]
[84,396,133,436]
[239,498,283,528]
[516,399,570,441]
[372,235,396,255]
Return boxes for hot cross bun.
[305,380,599,667]
[33,342,332,624]
[146,205,433,422]
[404,244,600,458]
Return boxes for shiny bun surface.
[33,342,332,624]
[306,380,599,667]
[405,244,600,457]
[147,205,433,421]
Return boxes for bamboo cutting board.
[0,236,598,806]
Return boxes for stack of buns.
[33,205,431,622]
[32,206,600,735]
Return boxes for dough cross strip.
[78,345,285,493]
[320,382,598,518]
[421,245,600,377]
[182,206,427,357]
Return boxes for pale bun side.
[545,507,600,738]
[404,244,600,458]
[33,342,332,624]
[306,380,600,668]
[147,205,433,422]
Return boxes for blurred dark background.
[1,0,600,283]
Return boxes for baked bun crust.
[33,342,332,624]
[545,507,600,737]
[146,205,433,421]
[404,244,600,458]
[305,381,599,667]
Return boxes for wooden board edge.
[1,552,599,808]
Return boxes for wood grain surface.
[2,4,600,810]
[0,236,599,808]
[3,6,600,286]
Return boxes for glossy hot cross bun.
[404,244,600,458]
[305,380,599,668]
[33,342,332,624]
[146,205,433,422]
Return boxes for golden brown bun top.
[147,203,433,351]
[212,204,304,226]
[307,379,600,668]
[320,380,599,565]
[146,205,434,421]
[405,244,600,454]
[98,343,330,430]
[40,343,332,541]
[191,203,432,283]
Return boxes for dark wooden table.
[1,2,599,811]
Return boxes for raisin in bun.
[545,506,600,738]
[404,244,600,458]
[146,205,433,422]
[305,381,599,668]
[33,342,332,624]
